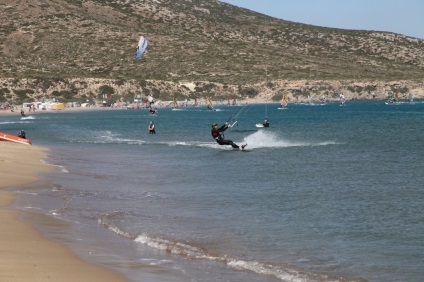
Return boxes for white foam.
[16,191,38,195]
[98,215,329,281]
[133,233,320,281]
[242,130,338,149]
[41,159,69,173]
[0,121,18,124]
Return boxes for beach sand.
[0,142,128,281]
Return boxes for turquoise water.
[3,101,424,281]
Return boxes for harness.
[212,124,228,141]
[212,129,222,141]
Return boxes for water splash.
[21,116,36,120]
[242,130,338,149]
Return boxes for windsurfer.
[211,122,246,150]
[339,93,346,105]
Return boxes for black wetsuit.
[18,130,26,139]
[211,124,239,149]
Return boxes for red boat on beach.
[0,131,32,145]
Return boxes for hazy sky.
[219,0,424,39]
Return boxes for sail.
[408,92,413,103]
[281,95,288,108]
[173,97,179,109]
[135,36,148,60]
[339,94,346,105]
[387,92,394,104]
[206,96,214,111]
[394,92,399,102]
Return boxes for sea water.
[3,101,424,282]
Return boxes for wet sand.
[0,142,128,281]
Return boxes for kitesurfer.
[211,122,246,150]
[148,121,156,134]
[263,119,270,127]
[149,104,157,115]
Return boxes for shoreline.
[0,142,128,282]
[1,97,421,117]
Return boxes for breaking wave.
[99,214,335,282]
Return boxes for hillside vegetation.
[0,0,423,104]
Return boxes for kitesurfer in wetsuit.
[18,129,26,139]
[211,122,246,150]
[263,119,270,127]
[148,121,156,134]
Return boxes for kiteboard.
[255,123,264,128]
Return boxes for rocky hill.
[1,0,423,105]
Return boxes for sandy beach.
[0,142,128,281]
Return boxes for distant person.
[211,122,246,150]
[147,95,154,106]
[18,130,26,139]
[20,109,26,117]
[339,93,346,106]
[263,119,270,127]
[149,104,157,115]
[148,121,156,134]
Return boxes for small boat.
[0,131,32,145]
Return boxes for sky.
[219,0,424,39]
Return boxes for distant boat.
[0,131,32,145]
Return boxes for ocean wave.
[41,159,69,173]
[65,130,147,145]
[0,121,18,124]
[49,194,71,216]
[0,120,32,124]
[99,216,333,281]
